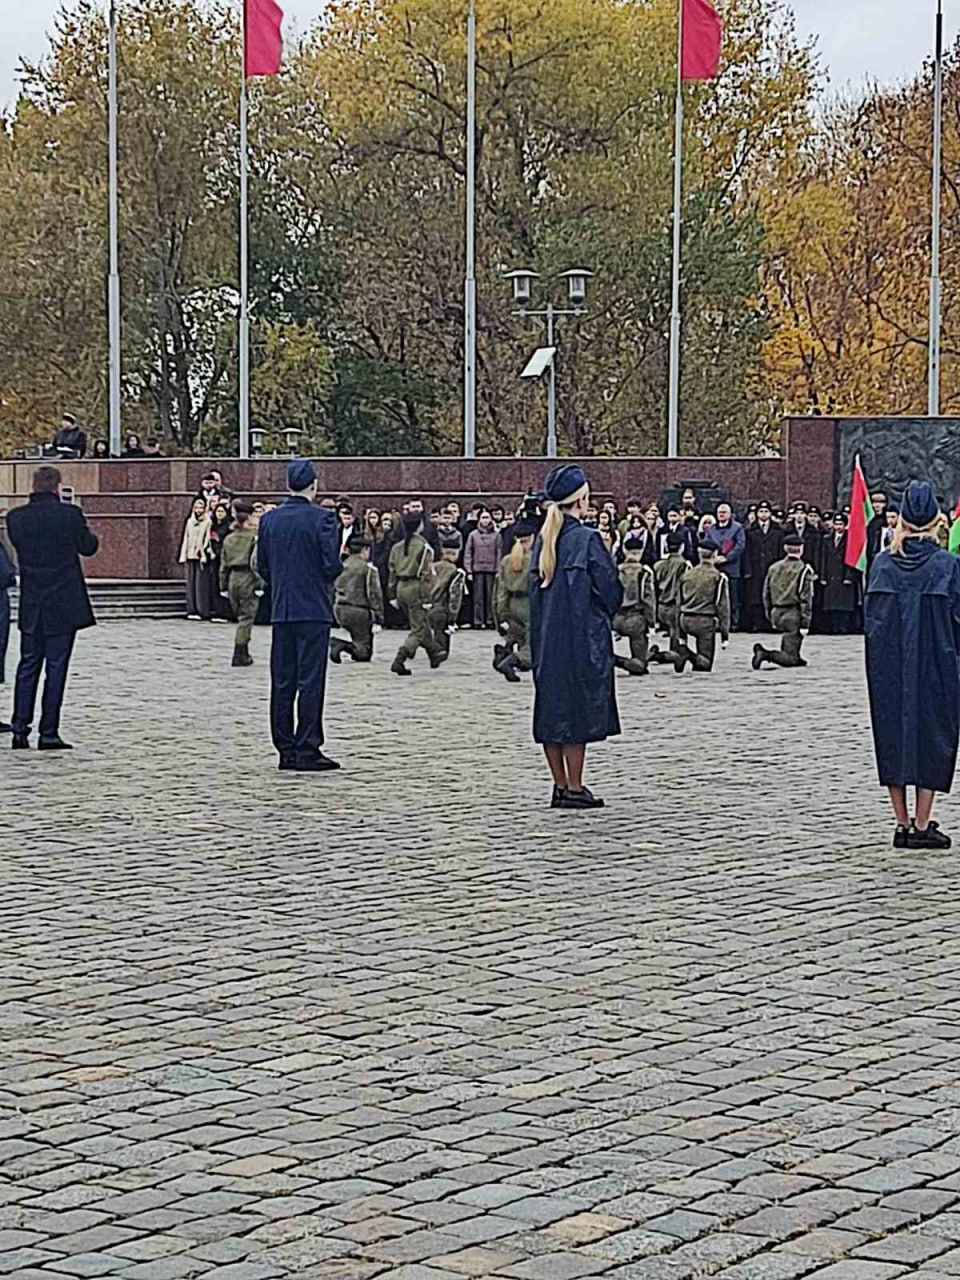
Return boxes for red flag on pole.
[681,0,722,81]
[845,454,875,572]
[245,0,283,76]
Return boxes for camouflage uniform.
[613,561,657,675]
[331,553,384,663]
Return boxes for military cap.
[698,539,717,553]
[666,532,685,550]
[234,501,254,515]
[287,459,317,491]
[543,464,587,503]
[440,535,462,551]
[346,533,371,551]
[512,517,540,539]
[623,534,645,551]
[901,480,939,528]
[782,533,804,548]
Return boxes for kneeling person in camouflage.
[331,534,384,664]
[752,533,815,670]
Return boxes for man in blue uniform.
[256,460,343,773]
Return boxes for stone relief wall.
[835,418,960,508]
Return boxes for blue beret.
[287,459,317,491]
[544,464,587,503]
[900,480,939,529]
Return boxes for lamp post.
[505,268,594,459]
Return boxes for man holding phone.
[6,466,99,751]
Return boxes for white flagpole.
[929,0,944,416]
[107,0,121,457]
[463,0,477,459]
[238,9,250,460]
[667,0,683,459]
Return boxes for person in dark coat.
[866,490,888,570]
[0,537,16,732]
[818,511,858,634]
[865,480,960,851]
[742,501,782,631]
[529,464,623,811]
[51,412,87,459]
[256,460,343,773]
[6,466,99,750]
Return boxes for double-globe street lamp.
[505,268,595,459]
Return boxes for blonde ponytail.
[538,483,589,587]
[509,533,527,573]
[538,504,564,587]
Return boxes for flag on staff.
[245,0,283,76]
[845,455,875,572]
[948,497,960,555]
[681,0,722,81]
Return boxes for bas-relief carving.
[836,419,960,507]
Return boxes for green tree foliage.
[0,0,817,456]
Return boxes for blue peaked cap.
[900,480,939,528]
[287,459,317,491]
[544,464,587,503]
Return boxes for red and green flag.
[845,454,874,572]
[949,498,960,555]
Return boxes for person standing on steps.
[256,460,343,774]
[529,465,622,811]
[865,480,960,852]
[331,534,384,665]
[388,511,444,676]
[219,503,263,668]
[751,533,815,671]
[7,466,99,751]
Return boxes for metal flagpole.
[107,0,121,457]
[463,0,477,459]
[667,0,683,458]
[239,44,250,459]
[929,0,944,417]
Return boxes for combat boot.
[615,655,647,676]
[330,637,347,664]
[673,644,693,674]
[231,645,253,667]
[752,643,768,670]
[391,656,411,676]
[496,653,522,683]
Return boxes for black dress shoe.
[550,785,566,809]
[0,721,12,733]
[893,825,909,849]
[38,737,73,751]
[278,755,297,771]
[296,753,341,773]
[752,643,766,671]
[11,734,29,750]
[907,821,952,850]
[557,786,605,810]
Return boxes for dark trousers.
[270,621,330,761]
[763,606,805,667]
[680,615,717,671]
[727,577,741,630]
[472,572,495,627]
[0,590,9,685]
[12,626,77,739]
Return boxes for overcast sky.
[0,0,947,112]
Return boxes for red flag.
[245,0,283,76]
[845,454,875,572]
[682,0,722,81]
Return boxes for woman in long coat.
[529,465,623,811]
[865,480,960,851]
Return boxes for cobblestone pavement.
[2,622,960,1280]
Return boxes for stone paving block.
[424,1244,525,1275]
[852,1232,952,1265]
[44,1252,131,1276]
[798,1264,910,1279]
[496,1252,612,1278]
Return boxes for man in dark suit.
[256,459,343,773]
[742,500,783,631]
[0,537,16,732]
[7,466,99,750]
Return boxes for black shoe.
[0,721,11,733]
[907,821,952,850]
[796,657,808,667]
[550,786,566,809]
[752,643,766,671]
[492,644,508,671]
[391,659,411,676]
[279,755,297,771]
[648,644,662,664]
[38,737,73,751]
[673,646,691,674]
[429,652,445,669]
[296,753,341,773]
[557,787,605,810]
[330,639,345,665]
[12,734,29,750]
[893,825,909,849]
[497,654,522,683]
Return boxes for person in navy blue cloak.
[865,479,960,851]
[529,465,623,811]
[257,459,343,773]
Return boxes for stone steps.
[10,579,186,622]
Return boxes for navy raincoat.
[865,539,960,793]
[529,516,623,745]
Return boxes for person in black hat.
[219,502,263,667]
[256,460,343,772]
[330,533,383,665]
[742,500,783,632]
[865,480,958,850]
[673,541,730,673]
[751,533,815,671]
[819,510,858,634]
[388,511,445,675]
[529,465,622,810]
[493,517,538,682]
[428,535,467,662]
[612,533,656,676]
